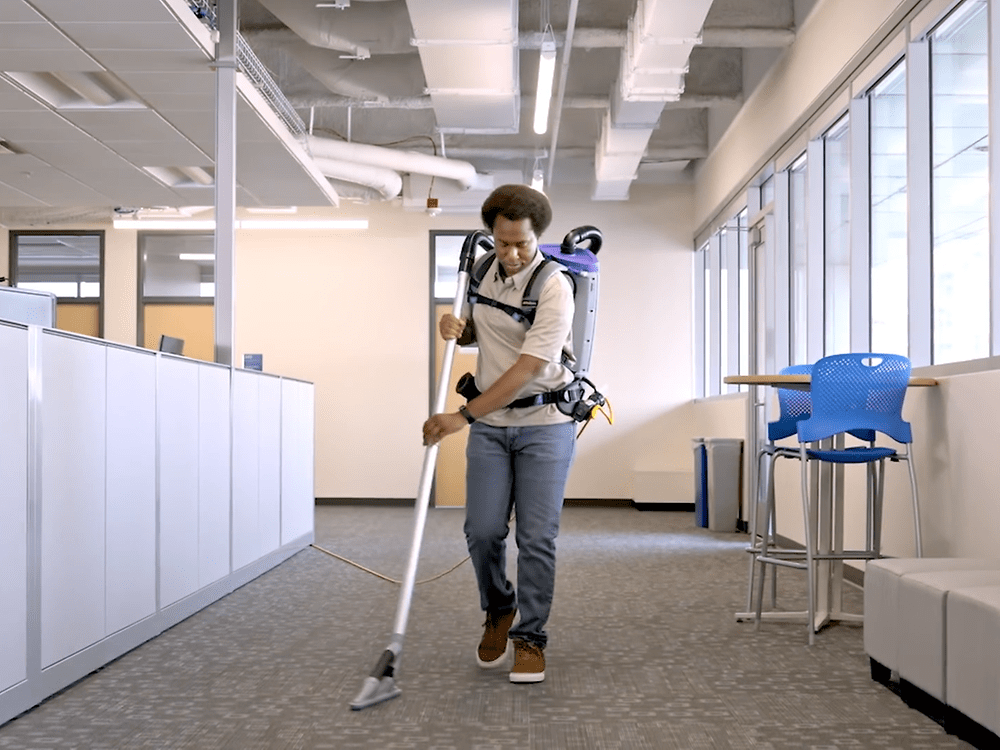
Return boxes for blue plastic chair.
[756,353,923,644]
[743,364,812,616]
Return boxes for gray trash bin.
[704,438,743,532]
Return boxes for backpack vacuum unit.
[350,225,603,711]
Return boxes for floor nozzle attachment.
[350,649,402,710]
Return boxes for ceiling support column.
[214,0,237,366]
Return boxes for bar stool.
[743,364,812,616]
[755,353,923,644]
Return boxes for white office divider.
[158,356,202,608]
[105,346,157,635]
[258,375,282,560]
[0,324,28,693]
[198,365,232,588]
[232,370,261,570]
[0,325,314,728]
[40,333,108,668]
[282,378,315,545]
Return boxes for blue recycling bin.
[692,437,743,531]
[692,439,709,528]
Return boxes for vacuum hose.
[561,225,602,256]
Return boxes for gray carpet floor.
[0,505,975,749]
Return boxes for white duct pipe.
[312,156,402,199]
[307,135,478,190]
[255,0,413,56]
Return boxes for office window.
[738,208,750,382]
[138,233,215,361]
[824,115,851,355]
[760,175,775,208]
[704,246,713,396]
[141,233,215,298]
[788,155,808,364]
[870,61,909,355]
[695,243,708,398]
[719,226,729,388]
[10,232,101,299]
[930,0,989,364]
[9,231,103,337]
[431,231,469,301]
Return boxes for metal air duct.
[593,0,714,200]
[404,0,519,134]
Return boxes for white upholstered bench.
[945,585,1000,740]
[863,558,1000,683]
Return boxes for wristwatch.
[458,404,476,424]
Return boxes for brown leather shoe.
[476,608,516,669]
[509,639,545,683]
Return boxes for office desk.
[724,373,937,631]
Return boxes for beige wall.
[103,227,139,346]
[231,184,698,500]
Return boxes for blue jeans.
[464,421,576,649]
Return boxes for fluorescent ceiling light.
[245,206,298,214]
[533,31,557,135]
[113,218,368,230]
[239,219,368,229]
[179,253,214,261]
[113,219,216,230]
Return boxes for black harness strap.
[464,251,579,410]
[468,254,559,327]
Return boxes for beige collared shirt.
[469,249,576,427]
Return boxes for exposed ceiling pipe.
[274,46,426,100]
[545,0,581,187]
[255,0,413,57]
[312,156,402,199]
[306,135,479,190]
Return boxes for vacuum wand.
[350,231,488,711]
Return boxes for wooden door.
[433,303,478,507]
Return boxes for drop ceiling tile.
[0,21,79,51]
[102,139,209,167]
[0,78,47,110]
[61,109,187,143]
[0,154,111,203]
[0,1,46,23]
[0,48,99,69]
[0,112,89,142]
[87,48,212,73]
[20,139,124,166]
[58,22,201,51]
[0,181,45,205]
[160,110,213,153]
[141,92,216,112]
[116,70,214,95]
[29,0,181,24]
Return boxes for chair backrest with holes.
[796,353,912,445]
[768,364,813,441]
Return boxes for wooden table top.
[723,374,938,387]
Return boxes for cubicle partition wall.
[0,321,315,727]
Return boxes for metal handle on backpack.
[561,225,602,256]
